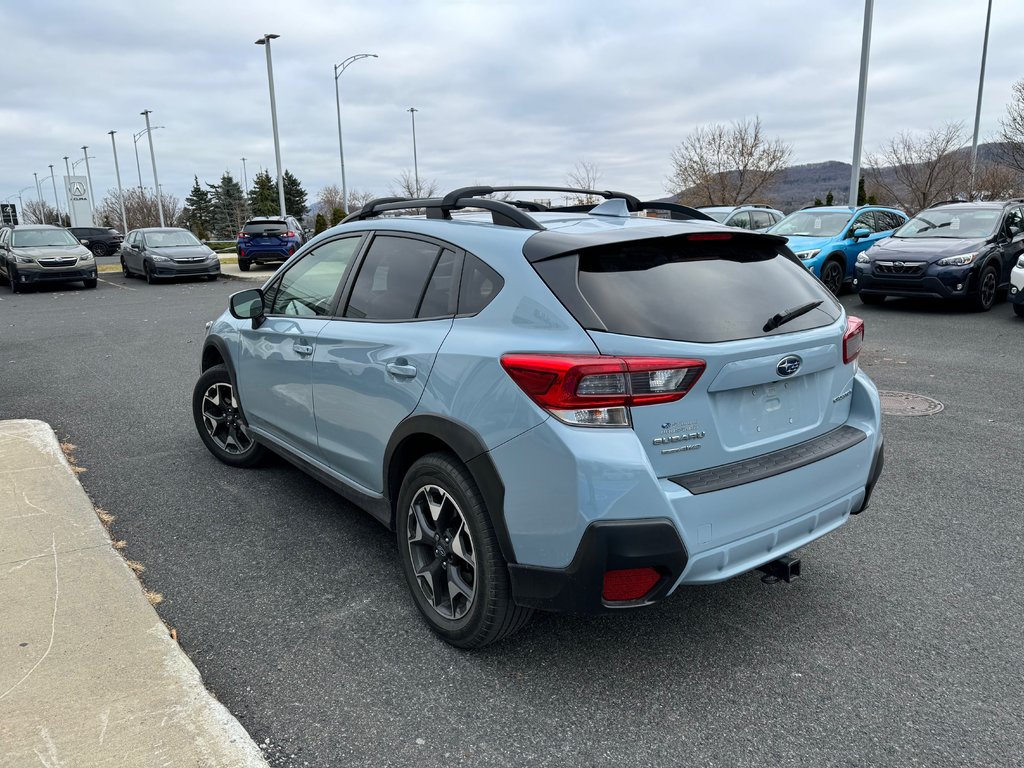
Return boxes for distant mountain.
[667,142,1014,213]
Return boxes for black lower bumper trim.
[507,518,688,614]
[670,425,867,495]
[853,436,884,514]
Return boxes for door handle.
[293,343,314,356]
[386,362,418,378]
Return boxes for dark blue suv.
[236,216,306,272]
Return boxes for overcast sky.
[2,0,1021,213]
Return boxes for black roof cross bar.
[342,195,545,230]
[442,186,642,210]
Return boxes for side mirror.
[852,228,871,240]
[230,288,265,320]
[79,239,90,246]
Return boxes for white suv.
[1010,255,1024,317]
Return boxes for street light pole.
[33,172,45,224]
[109,131,129,233]
[255,34,287,218]
[848,0,874,207]
[141,110,165,227]
[49,165,61,225]
[334,53,377,213]
[82,146,96,223]
[63,156,72,220]
[408,107,420,197]
[970,0,993,197]
[241,157,249,192]
[132,126,165,197]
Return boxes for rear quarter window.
[535,235,841,343]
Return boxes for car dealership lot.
[1,278,1021,767]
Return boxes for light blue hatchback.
[769,205,908,294]
[192,186,885,648]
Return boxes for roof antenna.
[588,198,630,218]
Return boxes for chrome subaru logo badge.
[776,355,802,377]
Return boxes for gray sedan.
[121,228,220,284]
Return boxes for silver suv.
[698,204,785,232]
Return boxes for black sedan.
[120,228,221,284]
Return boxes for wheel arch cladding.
[201,339,227,372]
[385,414,517,564]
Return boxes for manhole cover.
[878,390,944,416]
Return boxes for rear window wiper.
[763,300,823,332]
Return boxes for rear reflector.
[843,316,864,364]
[602,568,662,601]
[500,354,705,427]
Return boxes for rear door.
[312,234,459,492]
[534,233,852,479]
[236,236,361,458]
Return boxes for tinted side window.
[749,211,772,229]
[458,254,504,316]
[345,236,440,321]
[267,236,360,317]
[417,249,460,319]
[849,212,874,235]
[1004,207,1023,236]
[728,212,752,229]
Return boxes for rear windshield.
[537,236,840,343]
[243,221,289,235]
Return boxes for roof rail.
[441,185,642,209]
[930,198,970,207]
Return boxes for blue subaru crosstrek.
[193,185,884,648]
[236,215,306,272]
[768,205,908,295]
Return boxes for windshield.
[12,229,79,248]
[146,230,203,248]
[769,211,851,238]
[894,208,1000,239]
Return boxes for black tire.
[969,266,998,312]
[9,266,20,293]
[238,259,251,272]
[90,243,108,258]
[859,293,887,305]
[820,258,845,296]
[82,278,97,289]
[205,274,218,282]
[0,266,8,286]
[397,452,532,649]
[121,258,132,278]
[144,262,156,285]
[191,365,266,468]
[1013,302,1024,318]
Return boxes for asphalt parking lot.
[1,275,1022,767]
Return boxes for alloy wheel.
[980,270,996,309]
[406,484,477,620]
[822,261,844,295]
[200,382,254,455]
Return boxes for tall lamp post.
[408,107,420,197]
[255,33,287,218]
[970,0,994,196]
[109,131,129,233]
[33,172,45,224]
[48,165,61,224]
[848,0,874,206]
[333,53,377,212]
[132,126,164,194]
[141,110,165,227]
[63,156,72,218]
[240,157,249,192]
[9,186,32,224]
[81,146,96,220]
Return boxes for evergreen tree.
[247,170,279,216]
[825,190,834,206]
[314,212,328,235]
[330,207,346,226]
[814,197,824,207]
[208,172,248,239]
[857,177,877,206]
[184,175,215,240]
[282,170,308,219]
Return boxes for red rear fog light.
[602,567,662,602]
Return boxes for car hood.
[869,236,988,262]
[12,245,91,259]
[148,245,214,258]
[777,235,836,252]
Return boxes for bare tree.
[564,159,603,204]
[866,123,970,213]
[390,169,439,199]
[346,188,376,212]
[96,187,183,230]
[667,116,792,206]
[973,161,1023,201]
[999,78,1024,174]
[317,184,345,214]
[22,199,61,225]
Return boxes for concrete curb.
[0,420,268,767]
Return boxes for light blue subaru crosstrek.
[192,185,885,648]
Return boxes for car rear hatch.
[530,231,860,479]
[241,220,293,251]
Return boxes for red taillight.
[500,354,705,426]
[843,316,864,364]
[602,568,662,601]
[286,230,296,238]
[687,233,733,241]
[238,232,249,239]
[238,248,244,258]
